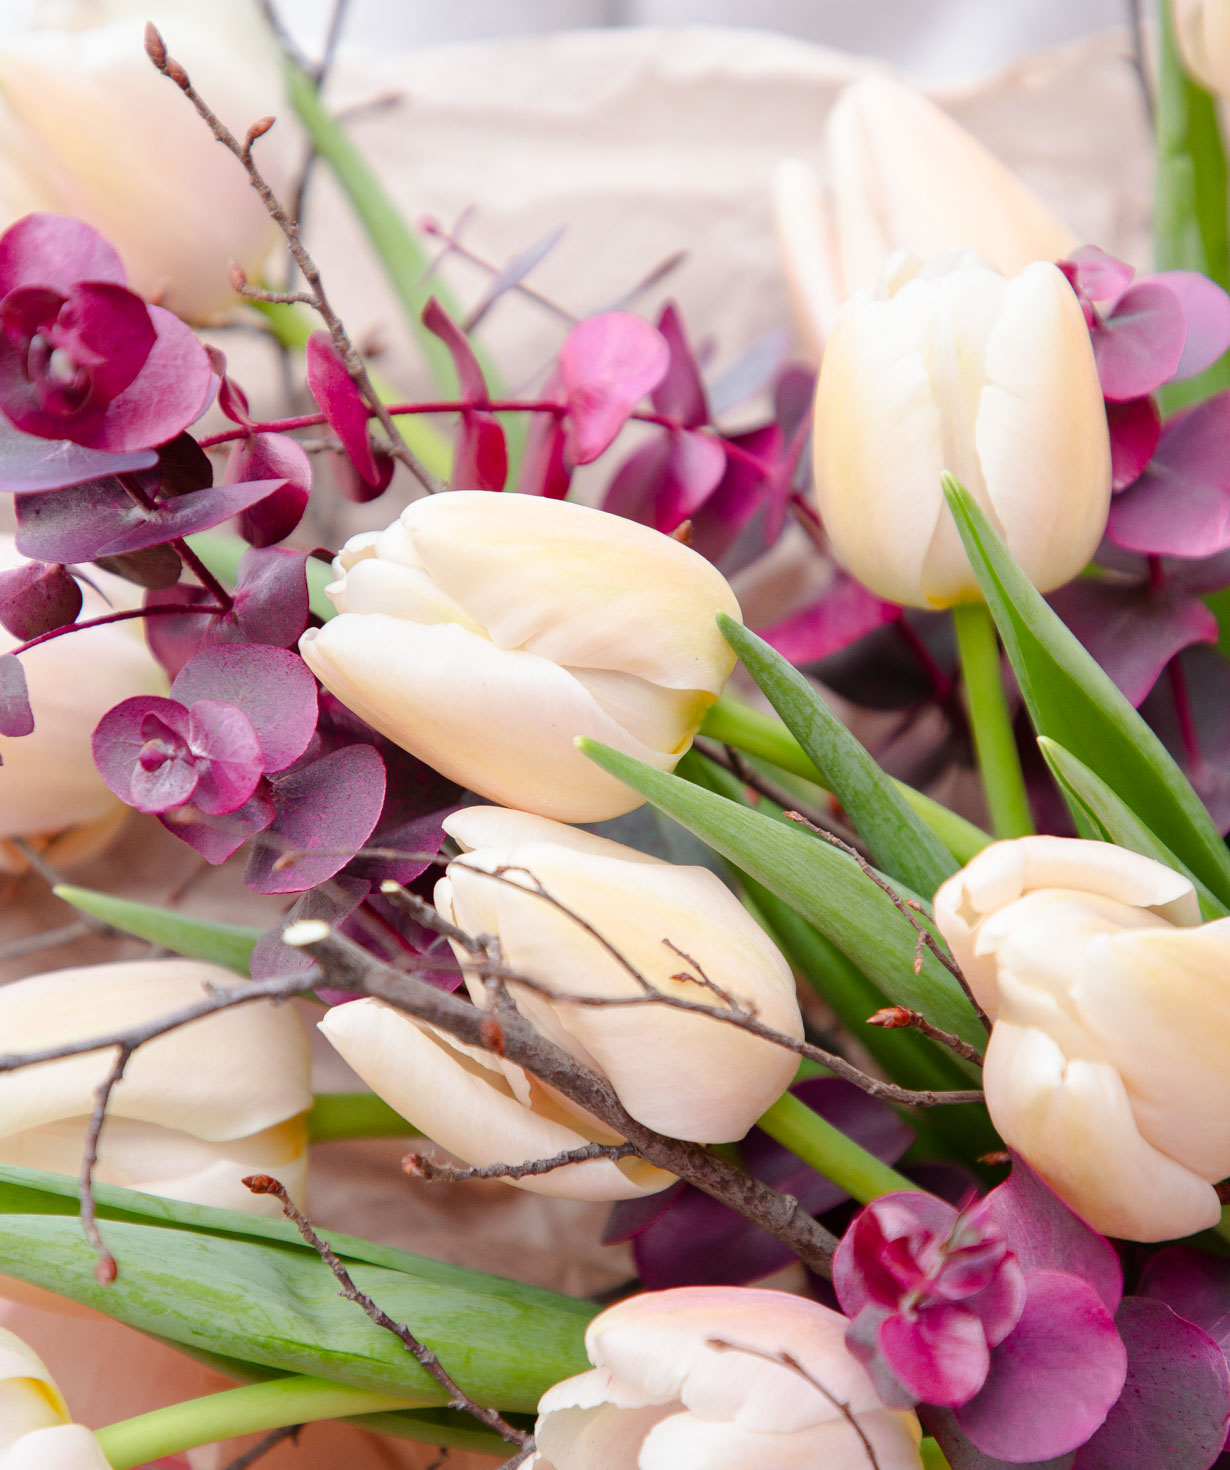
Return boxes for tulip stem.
[94,1376,433,1469]
[698,697,989,862]
[951,602,1034,838]
[306,1090,421,1142]
[755,1091,916,1204]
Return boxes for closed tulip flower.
[1175,0,1230,94]
[934,836,1230,1241]
[0,0,291,323]
[298,492,742,823]
[774,74,1077,354]
[0,1326,109,1470]
[531,1286,923,1469]
[0,960,312,1213]
[813,252,1111,608]
[0,538,165,876]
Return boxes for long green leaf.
[718,615,958,892]
[581,740,984,1053]
[942,476,1230,907]
[1037,738,1230,920]
[54,886,261,976]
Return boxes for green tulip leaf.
[53,886,262,976]
[717,614,959,893]
[941,475,1230,908]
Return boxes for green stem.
[306,1091,420,1143]
[95,1376,431,1469]
[951,602,1034,839]
[755,1091,916,1204]
[699,697,989,862]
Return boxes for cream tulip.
[0,1324,109,1470]
[0,0,291,323]
[0,959,312,1213]
[1175,0,1230,95]
[0,538,166,876]
[934,836,1230,1241]
[321,807,803,1194]
[773,74,1078,355]
[298,492,742,823]
[532,1286,924,1470]
[813,252,1111,608]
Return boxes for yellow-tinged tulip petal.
[0,1326,67,1446]
[0,1424,112,1470]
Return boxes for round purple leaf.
[1107,396,1161,493]
[0,560,81,640]
[171,643,318,774]
[93,695,195,812]
[1094,280,1188,401]
[183,699,265,815]
[879,1300,992,1406]
[558,312,670,465]
[160,785,276,865]
[228,432,311,548]
[0,214,126,295]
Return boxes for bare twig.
[80,1045,133,1285]
[695,740,864,851]
[9,840,111,933]
[144,23,441,494]
[404,1140,637,1184]
[0,920,98,964]
[708,1339,881,1470]
[221,1425,302,1470]
[243,1175,529,1446]
[868,1007,984,1067]
[493,1447,539,1470]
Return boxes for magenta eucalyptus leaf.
[604,1183,687,1246]
[245,743,386,894]
[758,572,900,666]
[181,699,265,815]
[1107,397,1161,492]
[228,433,310,547]
[226,547,312,650]
[953,1271,1127,1460]
[558,311,670,464]
[1048,579,1217,707]
[453,410,507,493]
[0,214,125,294]
[878,1302,991,1406]
[1092,280,1188,401]
[305,331,382,488]
[0,560,81,640]
[0,412,155,493]
[1061,246,1136,305]
[170,642,317,774]
[422,296,490,405]
[93,695,195,811]
[1155,271,1230,380]
[160,785,275,865]
[464,223,567,331]
[516,404,570,498]
[0,653,33,736]
[83,305,213,452]
[93,545,181,590]
[650,302,708,427]
[13,476,285,562]
[689,422,781,563]
[345,806,452,888]
[603,428,727,532]
[249,874,372,981]
[331,443,394,503]
[920,1405,1074,1470]
[705,328,792,418]
[1071,1297,1230,1470]
[1140,1246,1230,1356]
[1139,646,1230,832]
[137,432,213,501]
[142,584,220,678]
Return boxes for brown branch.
[695,739,865,852]
[243,1175,528,1446]
[144,23,442,494]
[493,1448,538,1470]
[868,1007,984,1067]
[403,1141,638,1184]
[221,1425,302,1470]
[0,920,98,963]
[80,1045,133,1285]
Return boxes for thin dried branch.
[80,1045,133,1285]
[695,739,865,852]
[144,23,442,494]
[493,1447,538,1470]
[868,1007,984,1067]
[9,840,112,934]
[404,1140,637,1184]
[221,1425,302,1470]
[243,1174,529,1446]
[0,920,98,964]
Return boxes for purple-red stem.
[1148,556,1204,774]
[116,472,235,612]
[8,603,227,657]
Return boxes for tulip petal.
[535,1400,675,1470]
[982,1022,1220,1240]
[0,1424,111,1470]
[299,614,676,822]
[638,1409,924,1470]
[319,1000,674,1201]
[0,1326,67,1440]
[443,807,661,866]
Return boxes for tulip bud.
[321,808,804,1194]
[0,959,312,1213]
[934,836,1230,1241]
[0,1324,109,1470]
[1175,0,1230,94]
[0,537,166,876]
[813,253,1112,608]
[773,74,1078,355]
[0,1,292,323]
[298,492,742,823]
[532,1286,924,1469]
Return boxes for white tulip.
[1175,0,1230,94]
[813,252,1111,608]
[934,836,1230,1241]
[299,492,742,823]
[0,959,312,1213]
[534,1286,923,1470]
[0,1325,108,1470]
[0,537,166,876]
[773,74,1078,355]
[0,0,291,322]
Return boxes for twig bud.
[143,22,167,69]
[867,1005,917,1030]
[242,1173,281,1196]
[246,115,277,149]
[228,261,249,293]
[669,519,693,546]
[166,56,191,90]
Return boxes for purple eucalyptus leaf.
[1072,1297,1230,1470]
[1062,245,1136,305]
[1140,1247,1230,1356]
[558,312,670,465]
[92,695,193,811]
[758,572,900,666]
[0,411,155,494]
[516,407,570,498]
[954,1271,1127,1461]
[0,653,33,736]
[332,443,394,503]
[0,560,81,640]
[170,643,317,774]
[245,743,386,894]
[140,432,214,501]
[464,224,567,332]
[248,875,372,980]
[228,432,310,547]
[13,476,284,561]
[603,1183,687,1246]
[879,1301,991,1407]
[1108,397,1161,493]
[305,331,380,487]
[346,807,451,887]
[1048,579,1216,707]
[651,302,708,427]
[689,422,781,563]
[180,700,263,815]
[143,584,221,678]
[603,429,727,533]
[228,546,311,649]
[920,1405,1074,1470]
[92,545,182,590]
[705,328,792,418]
[453,410,507,493]
[160,784,275,865]
[1165,547,1230,593]
[1156,271,1230,380]
[1140,646,1230,832]
[1093,280,1187,401]
[422,297,490,405]
[0,213,126,294]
